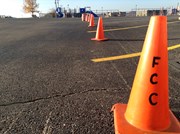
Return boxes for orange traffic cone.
[88,14,91,22]
[87,14,90,22]
[112,16,180,134]
[81,13,85,21]
[88,14,95,27]
[85,14,88,22]
[91,17,108,41]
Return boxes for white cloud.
[0,0,31,18]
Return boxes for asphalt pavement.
[0,16,179,134]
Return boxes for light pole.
[136,5,137,16]
[55,0,57,9]
[101,7,103,16]
[55,0,60,9]
[67,4,69,13]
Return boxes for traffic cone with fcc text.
[91,17,108,41]
[111,16,180,134]
[88,14,95,27]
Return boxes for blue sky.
[0,0,179,17]
[57,0,179,9]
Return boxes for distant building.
[147,10,167,16]
[119,12,126,17]
[0,15,5,18]
[0,15,13,18]
[136,9,147,16]
[172,8,178,15]
[108,12,119,17]
[39,13,46,18]
[105,11,126,17]
[126,11,136,16]
[134,8,167,16]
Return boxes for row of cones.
[81,14,180,133]
[82,13,108,41]
[82,13,91,23]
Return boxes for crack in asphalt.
[0,88,120,107]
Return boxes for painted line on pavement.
[91,44,180,63]
[88,21,180,33]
